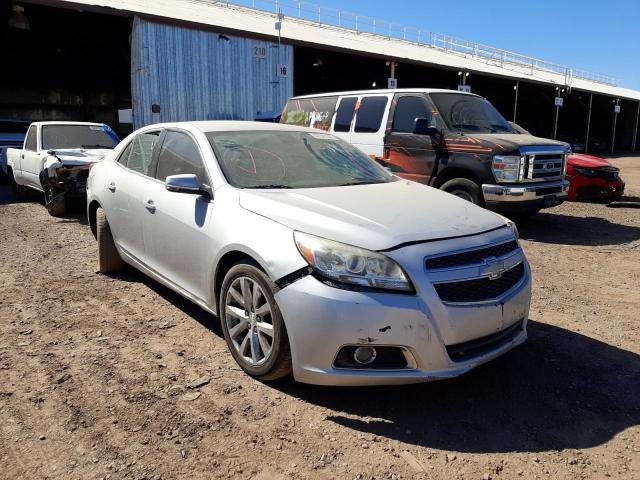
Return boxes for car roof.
[144,121,318,134]
[33,121,107,127]
[290,88,480,100]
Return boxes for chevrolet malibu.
[87,121,531,386]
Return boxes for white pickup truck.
[7,121,120,215]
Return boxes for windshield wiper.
[82,144,113,149]
[247,184,293,189]
[337,180,388,187]
[490,124,517,133]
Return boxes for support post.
[611,99,619,153]
[513,81,519,122]
[584,93,593,153]
[632,101,640,152]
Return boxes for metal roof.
[29,0,640,102]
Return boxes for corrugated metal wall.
[131,17,293,128]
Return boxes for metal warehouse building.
[2,0,639,153]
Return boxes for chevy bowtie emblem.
[482,256,507,280]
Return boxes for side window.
[334,97,358,132]
[354,96,388,133]
[155,131,206,184]
[280,97,337,131]
[122,131,160,175]
[392,96,431,133]
[25,126,37,151]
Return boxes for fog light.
[353,346,377,365]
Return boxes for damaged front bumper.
[39,163,91,198]
[275,228,532,386]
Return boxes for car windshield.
[41,125,119,150]
[430,93,516,134]
[206,130,396,189]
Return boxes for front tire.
[96,207,126,274]
[440,178,483,205]
[220,262,292,381]
[43,186,66,216]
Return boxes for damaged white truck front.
[7,122,120,216]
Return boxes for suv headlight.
[294,232,414,293]
[492,155,522,183]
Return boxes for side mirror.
[413,118,439,136]
[165,174,212,198]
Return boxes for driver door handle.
[144,199,156,213]
[108,181,116,192]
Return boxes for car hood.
[568,153,613,168]
[50,148,113,166]
[451,133,569,154]
[238,180,507,251]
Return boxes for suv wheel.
[96,207,126,273]
[220,262,292,381]
[440,178,483,205]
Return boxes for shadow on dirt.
[277,320,640,454]
[517,211,640,246]
[114,267,640,455]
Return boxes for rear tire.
[440,178,483,205]
[96,207,126,274]
[219,262,292,381]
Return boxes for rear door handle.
[144,199,156,213]
[108,181,116,192]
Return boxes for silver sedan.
[87,122,530,385]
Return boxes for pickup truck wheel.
[96,207,126,274]
[43,187,66,217]
[220,262,292,381]
[440,178,483,205]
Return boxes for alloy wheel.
[224,276,274,366]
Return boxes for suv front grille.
[521,150,566,182]
[426,241,519,270]
[433,262,525,303]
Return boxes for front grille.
[426,241,519,270]
[522,150,566,182]
[446,319,524,362]
[433,262,525,303]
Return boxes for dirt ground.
[1,156,639,480]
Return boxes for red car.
[566,153,625,201]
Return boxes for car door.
[20,125,41,188]
[143,129,215,302]
[383,94,438,185]
[105,129,161,263]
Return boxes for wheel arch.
[212,248,270,315]
[433,166,483,189]
[88,200,101,239]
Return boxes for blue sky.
[304,0,640,90]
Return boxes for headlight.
[507,221,519,240]
[294,232,413,292]
[575,167,597,176]
[492,155,522,183]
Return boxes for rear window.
[334,97,358,132]
[354,96,388,133]
[281,97,337,131]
